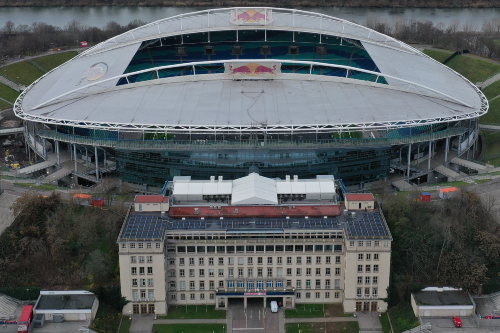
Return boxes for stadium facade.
[15,8,487,187]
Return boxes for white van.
[270,301,278,313]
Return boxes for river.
[0,6,499,29]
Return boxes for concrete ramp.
[17,160,55,174]
[434,165,461,179]
[392,179,414,191]
[0,192,19,236]
[42,168,72,184]
[0,294,20,320]
[451,157,490,172]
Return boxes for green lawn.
[423,49,453,63]
[285,303,325,318]
[33,51,78,71]
[14,183,61,191]
[380,312,391,333]
[0,82,20,103]
[119,315,131,333]
[159,305,226,319]
[0,99,11,110]
[285,322,359,333]
[482,79,500,100]
[446,55,500,83]
[388,303,419,333]
[152,324,225,333]
[483,130,500,166]
[481,97,500,124]
[0,61,45,86]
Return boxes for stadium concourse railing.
[36,127,466,150]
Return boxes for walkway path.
[481,72,500,88]
[286,317,358,323]
[0,96,13,105]
[0,75,20,92]
[357,313,383,332]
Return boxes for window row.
[174,279,342,291]
[357,265,379,273]
[176,293,215,301]
[296,291,340,299]
[176,267,342,278]
[132,279,154,287]
[349,241,389,248]
[130,256,153,263]
[357,253,380,261]
[356,287,378,298]
[176,256,342,266]
[131,267,153,275]
[176,244,342,254]
[356,276,379,285]
[132,289,154,300]
[125,242,161,249]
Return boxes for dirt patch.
[325,303,345,317]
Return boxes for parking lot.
[228,298,282,333]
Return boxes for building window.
[209,269,214,277]
[138,243,144,249]
[210,281,215,290]
[146,243,152,249]
[180,294,185,300]
[267,268,273,277]
[306,292,311,299]
[335,256,341,264]
[258,268,263,277]
[296,268,301,276]
[366,241,371,247]
[374,265,379,272]
[335,292,340,298]
[248,281,254,289]
[315,268,321,275]
[365,288,370,297]
[228,281,235,288]
[373,288,378,297]
[374,241,380,247]
[219,257,224,265]
[140,267,145,275]
[316,256,321,264]
[357,265,363,273]
[238,257,244,265]
[148,279,154,287]
[358,241,363,247]
[210,293,215,300]
[229,268,234,278]
[335,279,340,289]
[199,269,205,277]
[179,258,185,265]
[248,257,253,265]
[199,258,204,265]
[189,258,194,265]
[366,265,371,273]
[297,257,302,264]
[140,279,146,287]
[139,256,144,263]
[219,269,224,277]
[287,268,292,276]
[374,254,379,260]
[315,280,321,289]
[229,257,234,265]
[326,256,331,264]
[209,257,214,265]
[200,293,205,300]
[248,268,253,277]
[365,277,370,284]
[306,256,312,264]
[325,292,330,299]
[306,268,311,276]
[306,280,311,289]
[257,281,264,289]
[180,281,185,291]
[200,281,205,290]
[190,281,195,290]
[366,254,371,260]
[357,288,362,297]
[190,293,195,300]
[335,268,341,275]
[349,241,355,247]
[180,269,185,277]
[131,267,137,275]
[287,257,292,264]
[238,268,243,278]
[326,268,331,275]
[357,277,362,284]
[147,256,153,263]
[266,281,273,288]
[132,279,138,287]
[315,292,320,299]
[258,257,263,264]
[296,292,301,299]
[358,254,363,260]
[147,267,153,275]
[156,243,161,249]
[189,269,195,277]
[373,276,378,284]
[384,241,389,247]
[268,257,273,264]
[277,257,282,264]
[140,290,146,299]
[296,280,302,289]
[219,281,224,288]
[131,256,136,263]
[131,243,136,249]
[287,280,292,287]
[325,280,330,289]
[121,244,126,249]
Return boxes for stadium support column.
[445,137,449,164]
[56,141,60,168]
[407,143,411,179]
[74,144,78,174]
[95,146,99,181]
[85,148,89,168]
[428,141,432,171]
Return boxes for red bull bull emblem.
[225,62,281,79]
[230,8,273,26]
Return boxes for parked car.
[453,316,462,328]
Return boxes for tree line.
[2,16,500,63]
[0,0,499,8]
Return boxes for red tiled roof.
[135,195,169,203]
[345,193,374,201]
[169,204,341,218]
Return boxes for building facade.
[117,174,392,315]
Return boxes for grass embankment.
[0,61,45,86]
[482,130,500,166]
[447,55,500,83]
[0,99,11,110]
[32,51,78,71]
[159,305,226,319]
[152,324,226,333]
[0,82,19,103]
[387,303,419,333]
[14,183,61,191]
[90,303,123,333]
[285,322,359,333]
[380,312,392,333]
[119,315,131,333]
[422,49,452,63]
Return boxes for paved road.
[286,317,357,323]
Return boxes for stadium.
[14,7,487,188]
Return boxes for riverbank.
[1,1,499,8]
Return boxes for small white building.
[33,290,99,322]
[411,287,474,317]
[344,193,375,210]
[134,195,170,212]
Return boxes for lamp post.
[129,310,131,321]
[154,309,157,320]
[26,289,29,303]
[378,307,381,317]
[353,307,356,317]
[417,177,420,186]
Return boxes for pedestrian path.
[0,96,13,105]
[0,75,21,92]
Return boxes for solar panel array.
[345,212,389,237]
[168,221,209,230]
[122,214,166,239]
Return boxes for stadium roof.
[16,7,487,134]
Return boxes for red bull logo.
[231,8,273,26]
[225,62,280,79]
